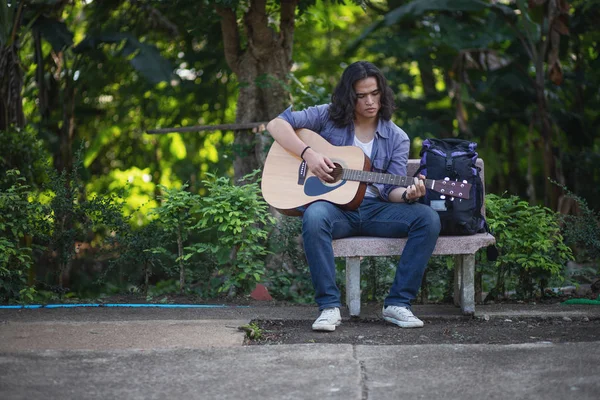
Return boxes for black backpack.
[416,138,487,236]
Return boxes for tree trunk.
[506,123,519,195]
[144,262,150,296]
[534,71,559,209]
[34,31,50,125]
[217,0,298,181]
[177,228,184,293]
[418,58,438,98]
[50,51,77,173]
[0,3,25,130]
[529,0,567,210]
[233,51,292,179]
[526,122,537,204]
[0,43,25,130]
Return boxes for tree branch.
[245,0,274,57]
[280,0,299,61]
[10,0,25,43]
[147,122,268,135]
[364,0,387,15]
[134,0,180,37]
[216,6,241,72]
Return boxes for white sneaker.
[312,307,342,331]
[382,305,424,328]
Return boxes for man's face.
[353,77,381,121]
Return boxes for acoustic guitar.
[261,129,471,216]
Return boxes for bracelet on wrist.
[300,146,311,160]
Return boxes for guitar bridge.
[298,160,307,185]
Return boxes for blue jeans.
[301,198,441,310]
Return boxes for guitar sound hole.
[330,163,344,183]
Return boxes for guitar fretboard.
[341,168,434,188]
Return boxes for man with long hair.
[266,61,440,331]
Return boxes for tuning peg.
[450,197,455,202]
[440,195,446,200]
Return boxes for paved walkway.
[1,303,599,399]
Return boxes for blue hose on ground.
[0,304,250,309]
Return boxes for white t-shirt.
[353,136,380,198]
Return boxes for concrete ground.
[1,302,599,400]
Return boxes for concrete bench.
[332,159,496,316]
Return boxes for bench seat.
[332,158,495,317]
[333,234,496,316]
[332,234,496,257]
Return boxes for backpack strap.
[445,155,455,179]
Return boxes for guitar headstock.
[430,178,471,200]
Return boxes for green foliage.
[356,254,455,304]
[196,170,276,295]
[360,256,397,303]
[72,32,173,84]
[239,321,263,340]
[2,0,599,304]
[482,194,573,299]
[0,237,30,302]
[0,127,49,188]
[153,184,202,239]
[0,170,49,303]
[104,220,167,295]
[0,0,19,46]
[151,183,203,292]
[264,216,313,303]
[420,256,455,303]
[45,157,90,288]
[44,148,143,294]
[553,182,600,265]
[146,279,180,299]
[286,73,330,110]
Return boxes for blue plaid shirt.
[277,104,410,201]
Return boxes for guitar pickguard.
[304,176,347,196]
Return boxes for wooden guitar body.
[261,129,369,215]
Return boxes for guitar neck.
[342,169,433,188]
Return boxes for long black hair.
[329,61,396,127]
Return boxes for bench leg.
[453,256,462,307]
[345,257,361,317]
[459,254,475,315]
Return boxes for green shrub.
[419,256,455,304]
[101,220,167,296]
[195,171,275,295]
[265,216,313,303]
[43,148,140,295]
[0,127,49,189]
[0,170,50,303]
[150,183,203,293]
[45,156,107,290]
[359,256,398,303]
[482,194,573,300]
[554,183,600,264]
